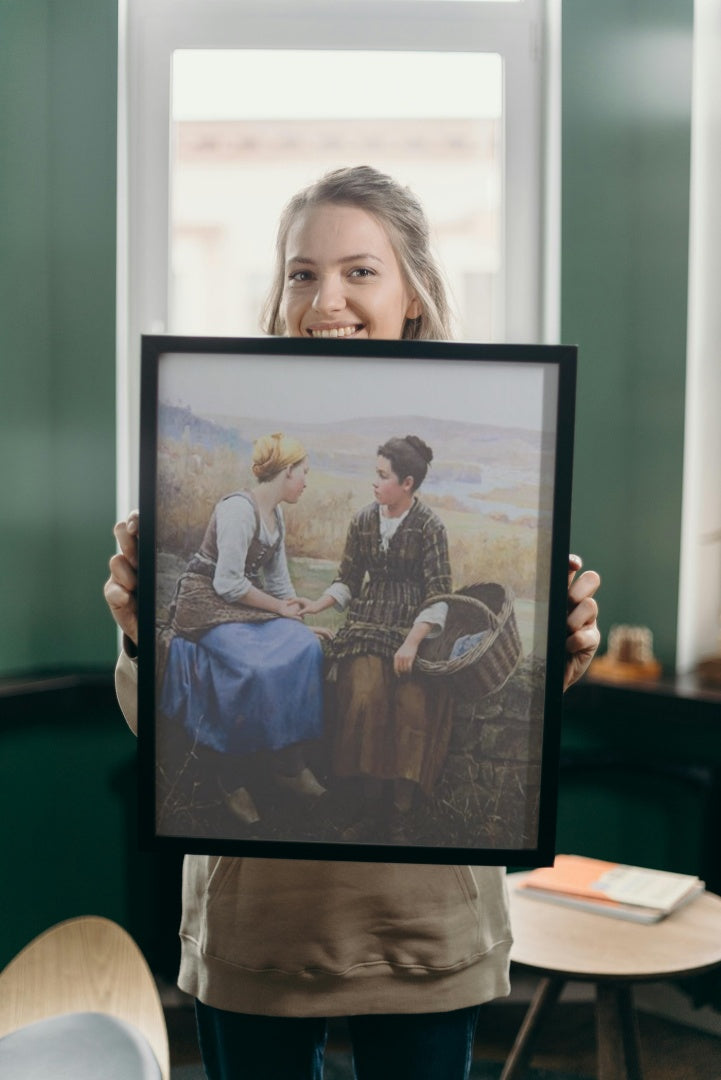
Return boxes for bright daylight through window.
[170,50,503,343]
[119,0,550,509]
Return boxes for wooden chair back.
[0,915,169,1079]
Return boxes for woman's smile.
[307,323,364,339]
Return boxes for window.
[169,49,503,340]
[118,0,556,508]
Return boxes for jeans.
[195,999,481,1080]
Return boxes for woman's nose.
[312,274,345,314]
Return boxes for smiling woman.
[263,166,452,341]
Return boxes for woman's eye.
[288,269,313,283]
[349,267,375,279]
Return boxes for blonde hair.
[252,432,307,483]
[261,165,454,341]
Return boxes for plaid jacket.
[330,498,451,663]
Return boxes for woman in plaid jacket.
[300,434,454,821]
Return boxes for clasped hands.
[105,513,599,689]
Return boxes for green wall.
[0,683,183,974]
[562,0,693,669]
[0,0,118,676]
[557,686,721,883]
[0,0,132,967]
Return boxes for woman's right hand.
[104,510,139,646]
[276,597,303,619]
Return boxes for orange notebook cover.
[520,854,701,913]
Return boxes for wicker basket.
[415,582,522,703]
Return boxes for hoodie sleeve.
[115,646,139,737]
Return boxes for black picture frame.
[138,335,576,865]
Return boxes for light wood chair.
[0,915,169,1079]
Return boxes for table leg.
[499,976,565,1080]
[596,982,643,1080]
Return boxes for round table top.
[508,872,721,981]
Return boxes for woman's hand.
[295,595,335,618]
[394,619,434,676]
[564,554,601,691]
[104,510,140,646]
[393,639,419,676]
[291,598,335,639]
[276,597,304,619]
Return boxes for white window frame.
[117,0,558,511]
[676,0,721,674]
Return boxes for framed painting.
[137,335,576,864]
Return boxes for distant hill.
[195,411,549,483]
[158,403,552,505]
[158,402,250,457]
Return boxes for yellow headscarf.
[252,432,307,483]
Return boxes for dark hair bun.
[405,435,433,464]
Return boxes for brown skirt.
[332,655,453,795]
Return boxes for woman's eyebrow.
[339,253,384,265]
[286,253,384,266]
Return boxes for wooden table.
[503,873,721,1080]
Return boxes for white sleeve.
[261,514,296,599]
[213,497,258,601]
[414,600,448,638]
[323,582,352,610]
[115,649,139,736]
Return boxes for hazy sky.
[158,349,559,433]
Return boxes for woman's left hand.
[311,625,335,642]
[295,596,333,617]
[564,554,601,691]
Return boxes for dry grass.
[156,438,548,601]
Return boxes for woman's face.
[281,203,421,340]
[282,458,310,503]
[373,455,413,510]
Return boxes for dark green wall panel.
[0,0,118,675]
[0,683,184,976]
[0,3,55,669]
[562,0,693,669]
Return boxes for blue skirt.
[160,619,324,756]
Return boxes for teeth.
[311,326,358,338]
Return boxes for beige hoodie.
[116,650,512,1016]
